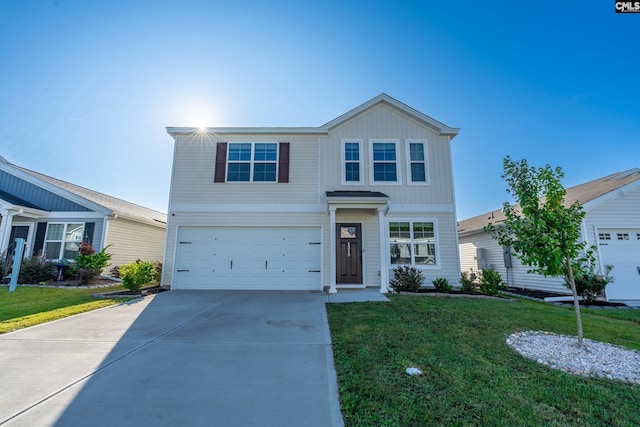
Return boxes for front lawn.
[327,295,640,426]
[0,285,127,333]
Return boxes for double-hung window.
[406,139,429,185]
[370,139,400,184]
[227,142,278,182]
[389,221,437,266]
[43,223,85,260]
[342,139,363,184]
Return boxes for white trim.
[369,139,402,185]
[2,221,34,258]
[44,212,107,219]
[168,127,327,136]
[405,139,430,186]
[341,139,364,185]
[329,209,337,293]
[378,208,389,293]
[386,218,441,269]
[581,178,640,212]
[169,202,326,213]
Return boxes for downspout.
[101,213,117,251]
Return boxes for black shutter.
[278,142,289,183]
[214,142,227,183]
[84,222,95,245]
[33,222,47,257]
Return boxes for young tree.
[485,157,589,346]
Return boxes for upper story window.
[227,142,278,182]
[342,139,363,184]
[406,139,429,185]
[370,139,400,184]
[44,223,84,260]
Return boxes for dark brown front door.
[336,223,363,284]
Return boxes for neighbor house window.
[342,139,363,184]
[389,221,437,266]
[406,139,428,185]
[370,140,400,183]
[43,223,84,260]
[227,142,278,182]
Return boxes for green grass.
[327,295,640,426]
[0,285,127,333]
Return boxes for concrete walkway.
[0,290,386,426]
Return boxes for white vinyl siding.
[105,217,165,269]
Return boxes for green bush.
[568,261,614,302]
[479,269,505,295]
[119,260,154,293]
[460,271,478,292]
[152,260,162,283]
[75,245,112,284]
[389,265,424,293]
[432,277,452,293]
[19,257,54,284]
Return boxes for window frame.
[226,142,279,183]
[43,222,85,261]
[387,219,439,268]
[369,139,401,185]
[405,139,430,186]
[341,139,363,185]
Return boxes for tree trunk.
[566,257,584,347]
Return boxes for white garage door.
[173,226,322,290]
[598,229,640,300]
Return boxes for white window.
[406,139,429,185]
[227,142,278,182]
[389,221,438,266]
[599,233,611,241]
[617,233,630,241]
[342,139,363,184]
[370,139,400,184]
[43,223,85,260]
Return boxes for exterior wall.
[170,134,319,206]
[104,217,166,268]
[319,104,455,205]
[458,232,569,294]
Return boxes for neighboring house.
[458,169,640,301]
[163,94,461,293]
[0,156,167,271]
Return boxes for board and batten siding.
[162,211,327,288]
[105,217,165,268]
[170,134,319,205]
[320,103,456,205]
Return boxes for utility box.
[503,246,512,268]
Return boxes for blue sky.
[1,1,638,219]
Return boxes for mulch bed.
[102,286,167,297]
[504,287,627,307]
[397,289,512,300]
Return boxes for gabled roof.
[167,93,459,138]
[458,168,640,237]
[0,158,166,227]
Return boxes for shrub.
[568,261,614,302]
[119,260,154,292]
[110,265,120,278]
[432,277,452,293]
[19,257,54,284]
[75,244,112,284]
[389,265,424,293]
[152,260,162,283]
[460,271,478,292]
[479,269,504,295]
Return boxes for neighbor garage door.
[173,227,322,290]
[598,228,640,300]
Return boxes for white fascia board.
[581,179,640,212]
[108,213,167,228]
[45,211,108,219]
[166,127,327,137]
[168,203,326,213]
[388,203,456,214]
[0,162,113,216]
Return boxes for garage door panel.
[174,226,322,290]
[598,228,640,300]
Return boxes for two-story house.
[162,94,460,293]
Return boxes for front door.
[6,225,30,273]
[336,223,363,284]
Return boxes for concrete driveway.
[0,290,385,426]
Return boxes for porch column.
[378,207,388,293]
[329,207,337,293]
[0,209,12,254]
